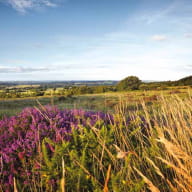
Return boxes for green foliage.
[175,75,192,85]
[117,76,141,91]
[1,75,192,99]
[139,84,150,90]
[39,121,115,191]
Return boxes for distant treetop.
[117,76,141,91]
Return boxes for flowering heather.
[0,106,113,191]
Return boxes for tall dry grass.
[109,95,192,191]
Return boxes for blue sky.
[0,0,192,81]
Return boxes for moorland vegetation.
[0,75,192,191]
[0,96,192,191]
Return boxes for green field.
[1,86,191,118]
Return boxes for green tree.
[117,76,141,91]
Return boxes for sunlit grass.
[0,94,192,191]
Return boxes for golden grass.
[110,95,192,191]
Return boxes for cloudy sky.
[0,0,192,81]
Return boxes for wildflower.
[18,151,25,160]
[113,144,129,159]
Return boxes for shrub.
[0,106,113,191]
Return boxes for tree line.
[0,75,191,99]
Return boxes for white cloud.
[184,33,192,38]
[43,27,192,80]
[43,0,56,7]
[0,66,50,73]
[184,65,192,69]
[3,0,57,13]
[151,35,167,41]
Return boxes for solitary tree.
[117,76,141,91]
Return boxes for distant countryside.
[1,0,192,191]
[0,75,192,117]
[1,75,192,191]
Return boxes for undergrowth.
[0,95,192,191]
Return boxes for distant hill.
[176,76,192,85]
[142,75,192,87]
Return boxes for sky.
[0,0,192,81]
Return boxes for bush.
[0,106,113,191]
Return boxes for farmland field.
[1,85,192,118]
